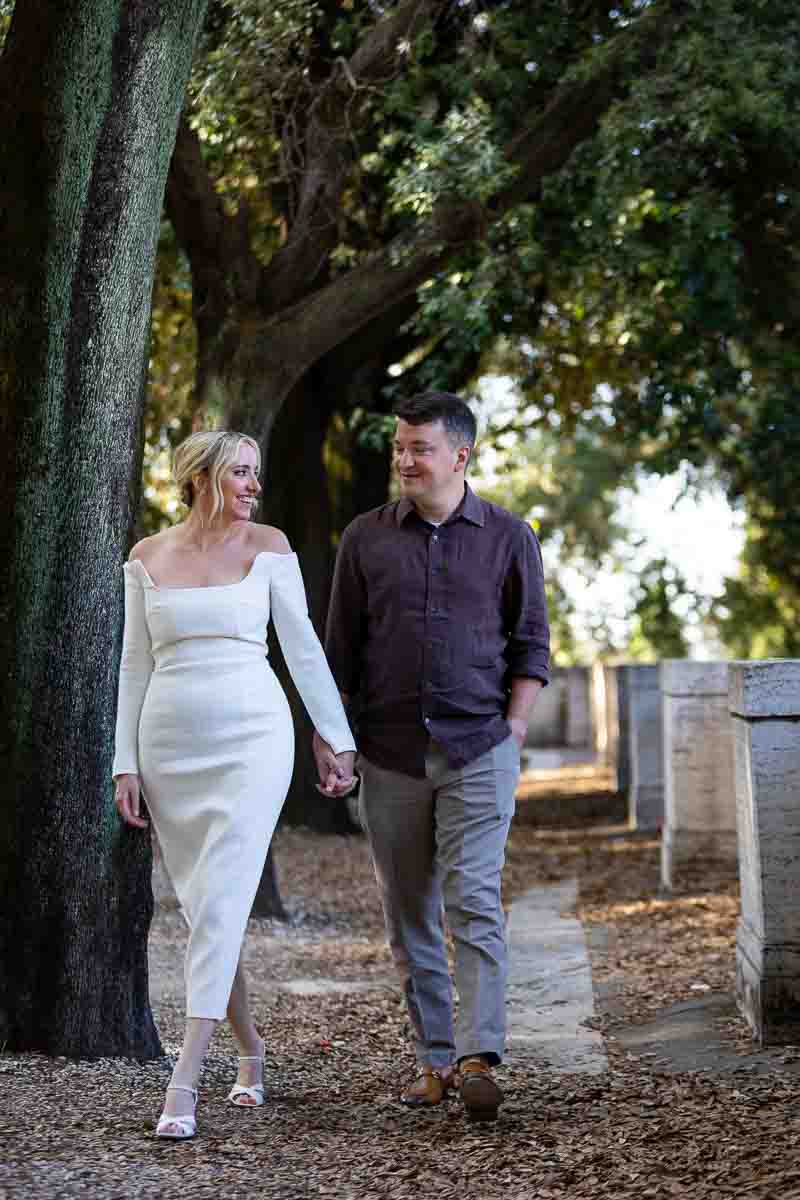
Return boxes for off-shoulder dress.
[112,551,355,1018]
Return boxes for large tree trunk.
[259,357,393,834]
[260,375,344,833]
[0,0,207,1058]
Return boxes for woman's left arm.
[269,553,357,758]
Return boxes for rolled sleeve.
[324,521,367,697]
[504,524,550,685]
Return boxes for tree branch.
[498,4,684,212]
[259,0,447,315]
[165,118,261,400]
[231,2,685,431]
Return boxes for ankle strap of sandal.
[166,1084,198,1098]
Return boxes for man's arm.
[507,677,544,747]
[503,523,550,747]
[324,523,366,697]
[314,516,364,795]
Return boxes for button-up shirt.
[324,485,550,778]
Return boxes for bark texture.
[0,0,208,1058]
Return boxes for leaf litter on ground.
[2,797,799,1199]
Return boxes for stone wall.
[620,664,663,831]
[660,660,737,890]
[524,667,593,749]
[730,660,800,1044]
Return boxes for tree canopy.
[137,0,800,659]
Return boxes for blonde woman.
[113,431,356,1139]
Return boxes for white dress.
[112,551,355,1019]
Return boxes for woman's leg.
[160,1017,217,1127]
[226,954,265,1095]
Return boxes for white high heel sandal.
[227,1054,265,1107]
[155,1085,198,1140]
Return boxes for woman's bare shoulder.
[249,524,293,556]
[128,528,179,565]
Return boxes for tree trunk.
[257,357,393,834]
[0,0,208,1058]
[251,847,287,921]
[260,375,348,833]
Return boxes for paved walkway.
[506,878,607,1074]
[151,876,607,1077]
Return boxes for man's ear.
[456,445,471,472]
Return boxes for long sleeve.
[112,563,154,777]
[269,554,356,755]
[503,523,550,686]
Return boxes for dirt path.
[2,810,800,1199]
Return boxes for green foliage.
[712,525,800,659]
[140,225,196,534]
[144,0,800,655]
[388,96,518,219]
[531,0,800,617]
[474,410,636,564]
[471,408,639,663]
[0,1,13,49]
[627,557,692,662]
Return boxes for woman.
[113,431,356,1139]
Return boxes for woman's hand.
[114,773,149,828]
[312,733,357,796]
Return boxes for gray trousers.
[359,735,520,1068]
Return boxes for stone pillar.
[523,671,565,747]
[591,662,617,768]
[565,667,592,748]
[621,664,663,831]
[615,667,631,797]
[660,660,737,890]
[729,661,800,1044]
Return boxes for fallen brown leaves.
[2,812,799,1199]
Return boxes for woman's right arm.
[112,563,153,827]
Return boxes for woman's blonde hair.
[173,431,261,523]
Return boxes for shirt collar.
[395,484,485,528]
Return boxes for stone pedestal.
[730,661,800,1044]
[660,660,737,890]
[523,674,564,747]
[620,665,663,831]
[565,667,592,748]
[614,667,631,798]
[525,667,593,749]
[590,663,618,768]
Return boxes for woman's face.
[220,443,262,521]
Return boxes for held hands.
[114,773,149,828]
[312,731,357,797]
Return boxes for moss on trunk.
[0,0,208,1058]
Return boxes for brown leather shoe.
[456,1057,504,1122]
[400,1066,454,1107]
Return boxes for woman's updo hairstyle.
[173,431,261,523]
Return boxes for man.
[318,391,549,1122]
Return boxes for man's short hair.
[392,391,477,452]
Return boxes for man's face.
[393,418,469,501]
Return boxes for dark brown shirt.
[324,485,550,777]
